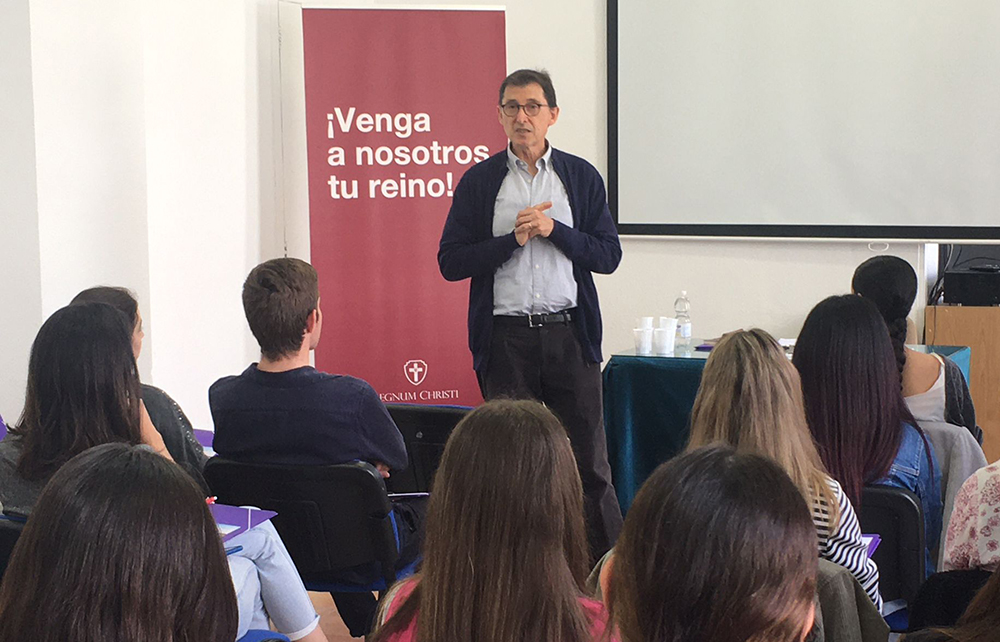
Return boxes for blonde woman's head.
[688,329,836,521]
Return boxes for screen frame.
[607,0,1000,240]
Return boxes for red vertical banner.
[302,9,506,406]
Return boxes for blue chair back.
[237,631,290,642]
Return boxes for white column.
[30,0,153,379]
[0,0,43,423]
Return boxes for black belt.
[494,310,574,328]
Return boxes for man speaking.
[438,69,623,557]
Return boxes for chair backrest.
[204,458,398,585]
[858,485,925,603]
[0,518,24,581]
[385,404,469,493]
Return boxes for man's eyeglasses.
[501,102,549,117]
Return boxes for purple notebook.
[862,534,881,558]
[193,429,214,449]
[209,504,277,543]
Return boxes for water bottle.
[674,291,692,347]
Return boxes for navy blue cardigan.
[438,148,622,372]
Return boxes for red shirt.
[379,578,617,642]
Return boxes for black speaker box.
[944,267,1000,306]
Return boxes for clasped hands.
[514,201,555,246]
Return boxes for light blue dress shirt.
[492,145,578,315]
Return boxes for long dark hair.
[852,255,918,379]
[373,399,592,642]
[793,294,921,506]
[608,446,818,642]
[11,303,142,480]
[71,285,140,329]
[0,443,238,642]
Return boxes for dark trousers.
[332,497,426,637]
[478,320,623,560]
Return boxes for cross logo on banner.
[404,359,428,386]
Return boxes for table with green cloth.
[602,344,972,514]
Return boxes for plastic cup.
[636,316,654,330]
[654,327,676,355]
[633,327,653,354]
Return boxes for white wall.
[29,0,153,381]
[1,0,155,421]
[142,0,269,428]
[1,0,268,428]
[0,0,43,424]
[598,239,924,357]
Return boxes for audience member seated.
[794,294,943,575]
[372,400,614,642]
[814,559,890,642]
[603,446,817,642]
[852,256,980,442]
[210,257,421,637]
[0,302,327,641]
[918,420,987,567]
[0,443,238,641]
[902,564,1000,642]
[687,328,881,611]
[71,286,209,487]
[0,303,173,517]
[853,255,986,559]
[910,463,1000,630]
[944,463,1000,574]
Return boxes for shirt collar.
[506,142,552,172]
[244,363,320,386]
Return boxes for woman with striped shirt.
[687,328,882,611]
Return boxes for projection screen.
[609,0,1000,238]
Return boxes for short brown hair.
[242,258,319,360]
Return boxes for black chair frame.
[385,404,469,494]
[858,485,925,604]
[0,516,25,582]
[204,458,401,588]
